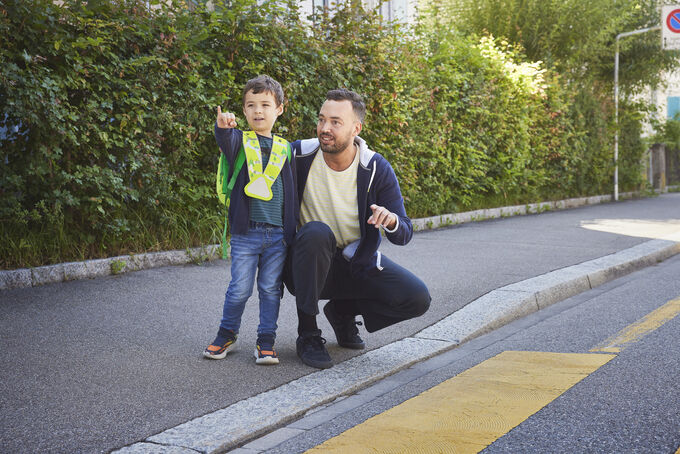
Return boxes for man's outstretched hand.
[367,204,397,230]
[216,106,237,129]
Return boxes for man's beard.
[319,133,353,154]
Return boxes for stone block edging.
[411,192,636,231]
[113,237,680,453]
[0,245,219,291]
[0,191,641,291]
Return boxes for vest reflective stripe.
[242,131,289,201]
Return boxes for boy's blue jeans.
[220,222,286,337]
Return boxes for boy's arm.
[214,106,242,162]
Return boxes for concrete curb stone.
[142,337,453,453]
[30,264,65,287]
[63,261,89,281]
[114,443,200,454]
[411,193,625,231]
[418,239,680,345]
[0,192,642,292]
[415,288,539,344]
[0,246,221,291]
[0,268,32,290]
[115,237,680,453]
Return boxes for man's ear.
[354,121,363,137]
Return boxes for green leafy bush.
[0,0,646,268]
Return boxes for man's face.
[317,100,361,154]
[242,90,283,136]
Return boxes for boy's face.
[242,90,283,137]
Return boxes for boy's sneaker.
[203,327,238,360]
[296,330,333,369]
[323,301,366,350]
[254,334,279,365]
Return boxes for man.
[287,89,431,369]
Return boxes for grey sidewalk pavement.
[0,193,638,291]
[2,193,680,454]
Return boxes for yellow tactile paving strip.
[591,297,680,353]
[306,351,615,454]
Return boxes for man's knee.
[295,221,336,251]
[409,288,431,318]
[397,278,430,318]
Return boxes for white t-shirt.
[300,147,361,248]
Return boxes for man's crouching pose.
[286,89,431,369]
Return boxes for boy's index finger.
[217,106,222,115]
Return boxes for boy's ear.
[276,103,284,116]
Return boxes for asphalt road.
[1,193,679,453]
[266,252,680,454]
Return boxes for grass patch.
[1,205,222,270]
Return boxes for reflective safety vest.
[216,131,291,258]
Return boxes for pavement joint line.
[411,335,461,344]
[114,236,680,454]
[0,191,644,291]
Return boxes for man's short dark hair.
[326,89,366,123]
[243,75,284,107]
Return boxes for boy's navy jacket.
[290,136,413,276]
[214,124,298,245]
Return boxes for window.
[668,96,680,120]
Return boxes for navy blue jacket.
[291,136,413,276]
[214,124,298,245]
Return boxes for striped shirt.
[249,135,284,227]
[300,147,361,248]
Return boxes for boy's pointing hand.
[217,106,237,129]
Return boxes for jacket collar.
[299,136,376,169]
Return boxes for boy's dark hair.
[242,75,285,107]
[326,89,366,123]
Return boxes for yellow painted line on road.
[305,351,615,454]
[591,297,680,353]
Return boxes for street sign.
[662,5,680,49]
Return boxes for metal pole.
[613,26,660,201]
[615,38,619,201]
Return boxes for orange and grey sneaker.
[254,334,279,365]
[203,327,238,360]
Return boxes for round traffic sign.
[667,9,680,33]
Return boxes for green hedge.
[0,0,641,268]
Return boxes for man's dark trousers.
[284,222,431,332]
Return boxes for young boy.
[204,75,297,365]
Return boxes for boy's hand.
[216,106,237,129]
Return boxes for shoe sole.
[296,350,333,369]
[323,304,366,350]
[253,349,279,365]
[337,340,366,349]
[203,340,238,360]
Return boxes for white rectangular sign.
[662,5,680,49]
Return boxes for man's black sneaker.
[323,301,366,350]
[296,330,333,369]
